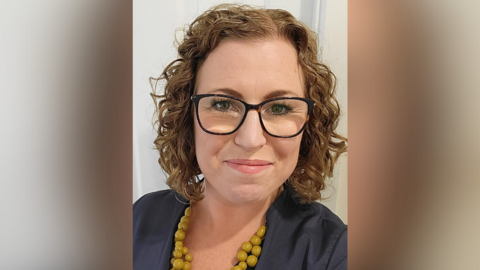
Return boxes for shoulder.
[304,203,347,270]
[264,189,347,270]
[291,201,346,254]
[133,189,174,218]
[133,189,176,212]
[133,189,183,236]
[270,188,346,241]
[293,202,347,270]
[133,190,187,268]
[302,201,346,229]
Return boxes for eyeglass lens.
[197,96,309,137]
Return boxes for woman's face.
[194,38,305,205]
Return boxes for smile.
[224,159,272,174]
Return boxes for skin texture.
[194,37,305,207]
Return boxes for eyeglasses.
[191,94,316,138]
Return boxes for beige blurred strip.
[0,1,132,269]
[349,0,480,269]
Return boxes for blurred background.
[1,0,479,269]
[133,0,348,222]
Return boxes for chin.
[227,184,273,204]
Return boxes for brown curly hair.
[151,4,347,203]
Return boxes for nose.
[234,110,267,149]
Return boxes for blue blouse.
[133,184,347,270]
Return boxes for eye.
[268,103,293,115]
[210,98,233,112]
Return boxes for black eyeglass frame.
[190,94,316,138]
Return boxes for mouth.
[224,159,273,174]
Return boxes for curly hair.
[151,4,347,203]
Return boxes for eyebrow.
[210,88,243,99]
[263,90,301,99]
[208,88,302,100]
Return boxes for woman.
[134,4,347,270]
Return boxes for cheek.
[194,118,227,171]
[275,136,302,167]
[194,119,208,160]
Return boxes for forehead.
[196,38,305,99]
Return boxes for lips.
[224,159,272,174]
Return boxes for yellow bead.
[173,259,184,269]
[175,241,183,247]
[173,250,183,258]
[184,253,193,262]
[175,245,182,251]
[170,258,175,265]
[239,261,247,270]
[185,207,192,217]
[182,261,191,270]
[180,216,190,223]
[250,235,261,246]
[256,226,266,237]
[241,241,252,253]
[233,266,242,270]
[178,221,189,231]
[182,247,189,255]
[251,245,262,256]
[246,255,258,267]
[237,250,247,262]
[175,230,185,240]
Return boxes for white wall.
[133,0,347,221]
[323,0,348,223]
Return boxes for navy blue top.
[133,185,347,270]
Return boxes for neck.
[192,183,282,233]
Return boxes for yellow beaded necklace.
[170,206,267,270]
